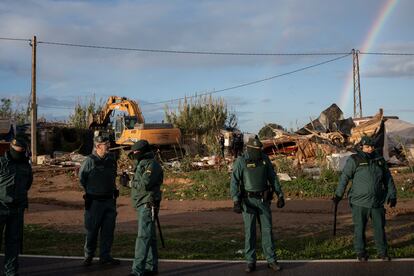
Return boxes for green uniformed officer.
[129,140,163,276]
[333,136,397,261]
[79,136,120,266]
[0,138,32,276]
[230,136,285,273]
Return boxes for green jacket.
[335,150,397,208]
[230,152,284,202]
[130,152,163,208]
[79,152,117,196]
[0,151,33,208]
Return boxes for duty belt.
[246,191,264,198]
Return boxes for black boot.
[99,257,121,265]
[357,252,369,262]
[380,254,391,261]
[245,263,256,273]
[268,261,282,271]
[83,256,93,266]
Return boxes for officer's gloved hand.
[233,201,242,214]
[276,197,285,208]
[332,195,341,205]
[388,198,397,208]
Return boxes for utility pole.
[30,35,37,164]
[352,49,362,118]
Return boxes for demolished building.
[261,104,413,169]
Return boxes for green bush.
[163,169,230,200]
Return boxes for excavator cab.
[115,116,139,140]
[90,96,182,147]
[114,116,125,141]
[124,116,138,129]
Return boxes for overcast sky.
[0,0,413,133]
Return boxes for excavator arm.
[88,95,182,147]
[88,96,145,128]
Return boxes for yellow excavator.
[88,96,181,147]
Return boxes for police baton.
[333,201,338,236]
[156,216,165,248]
[151,205,165,248]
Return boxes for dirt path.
[27,169,414,239]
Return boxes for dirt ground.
[26,167,414,242]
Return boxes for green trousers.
[242,197,277,264]
[84,199,117,260]
[0,207,24,276]
[351,205,388,255]
[132,204,158,276]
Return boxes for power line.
[142,53,352,106]
[36,53,352,111]
[37,40,350,56]
[0,37,31,42]
[2,37,414,56]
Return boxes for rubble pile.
[36,151,87,167]
[20,103,414,176]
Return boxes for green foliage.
[282,176,338,198]
[68,102,87,128]
[0,98,29,124]
[273,157,298,176]
[395,175,414,198]
[165,95,237,155]
[176,154,196,172]
[0,98,12,117]
[162,167,413,200]
[258,123,285,139]
[19,224,414,260]
[68,96,103,129]
[163,169,231,200]
[319,168,340,184]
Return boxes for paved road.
[1,255,414,276]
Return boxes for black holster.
[263,189,274,202]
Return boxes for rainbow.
[338,0,399,114]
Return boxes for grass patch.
[16,224,414,260]
[162,169,230,200]
[283,169,339,198]
[119,168,414,200]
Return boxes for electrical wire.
[37,40,350,56]
[2,37,413,56]
[1,37,412,111]
[37,53,350,111]
[141,53,352,106]
[0,37,31,42]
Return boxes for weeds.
[17,224,414,260]
[165,95,237,155]
[282,176,338,198]
[273,157,295,175]
[162,169,230,200]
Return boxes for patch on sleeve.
[144,170,152,175]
